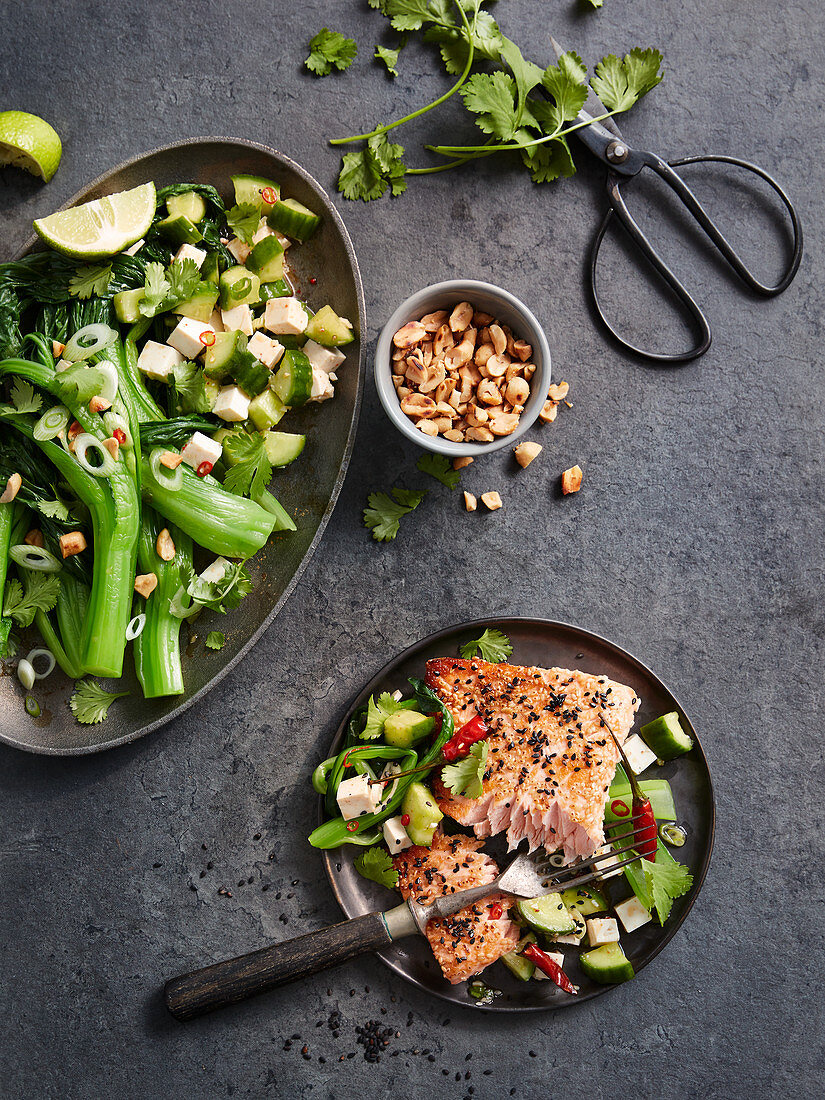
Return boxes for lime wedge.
[0,110,62,182]
[33,182,157,258]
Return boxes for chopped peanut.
[453,456,474,470]
[420,310,449,332]
[393,321,426,349]
[539,400,559,423]
[547,381,569,401]
[480,491,503,511]
[89,395,112,413]
[449,301,473,332]
[0,472,22,503]
[156,527,176,562]
[134,573,158,599]
[59,531,87,558]
[24,529,44,548]
[463,491,477,512]
[52,340,65,358]
[514,441,543,468]
[102,436,120,461]
[159,451,184,469]
[561,464,583,495]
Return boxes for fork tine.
[531,826,646,874]
[545,850,643,894]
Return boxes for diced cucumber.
[640,712,694,760]
[201,252,221,287]
[173,283,219,323]
[401,781,443,847]
[166,191,207,224]
[268,197,321,241]
[259,278,293,302]
[553,907,586,945]
[114,288,146,324]
[383,710,435,749]
[204,330,248,382]
[248,389,288,431]
[304,304,355,347]
[271,349,312,407]
[246,235,285,283]
[560,886,609,917]
[262,430,306,468]
[232,351,270,398]
[500,933,537,982]
[156,213,203,245]
[517,894,575,937]
[579,942,635,985]
[275,333,307,350]
[231,173,280,213]
[204,378,220,409]
[219,265,261,309]
[607,779,677,822]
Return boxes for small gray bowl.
[374,279,550,457]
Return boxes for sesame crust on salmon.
[426,657,641,861]
[393,831,520,985]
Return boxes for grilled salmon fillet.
[394,831,520,985]
[426,658,640,861]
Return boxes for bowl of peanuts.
[375,279,550,456]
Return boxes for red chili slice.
[489,902,503,920]
[261,187,277,205]
[113,429,127,445]
[346,821,359,832]
[610,798,631,818]
[196,461,213,478]
[442,714,489,762]
[199,330,216,348]
[523,944,577,994]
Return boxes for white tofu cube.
[586,917,620,947]
[273,230,291,250]
[180,431,223,471]
[167,317,216,359]
[173,243,207,269]
[247,331,284,370]
[124,238,144,256]
[198,556,230,584]
[554,909,585,945]
[309,368,334,402]
[221,304,254,336]
[209,310,225,333]
[251,218,274,246]
[622,733,659,775]
[212,385,250,422]
[595,851,625,880]
[304,339,345,375]
[137,340,184,381]
[614,896,652,934]
[264,296,308,336]
[382,816,413,853]
[226,237,251,264]
[55,358,73,373]
[336,774,382,821]
[533,950,565,979]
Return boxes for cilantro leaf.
[441,741,488,799]
[368,0,389,9]
[542,53,588,124]
[424,11,504,75]
[170,360,212,414]
[499,37,543,124]
[69,679,129,725]
[362,691,405,740]
[166,258,202,302]
[36,498,69,522]
[305,28,358,76]
[205,631,226,650]
[386,0,435,32]
[339,149,387,202]
[0,617,15,658]
[461,71,520,139]
[53,363,110,407]
[222,431,273,499]
[363,487,426,541]
[375,44,401,77]
[68,264,112,299]
[520,136,576,184]
[226,202,260,246]
[583,0,604,7]
[139,262,171,317]
[2,573,60,628]
[1,378,43,416]
[181,560,253,616]
[354,846,399,889]
[416,453,460,489]
[642,856,693,925]
[459,628,513,663]
[590,48,664,113]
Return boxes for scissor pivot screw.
[606,141,629,164]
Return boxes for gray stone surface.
[1,0,823,1096]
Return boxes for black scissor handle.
[590,154,804,364]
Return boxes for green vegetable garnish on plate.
[459,627,513,663]
[354,845,399,889]
[69,679,130,725]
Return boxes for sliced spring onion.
[9,544,62,573]
[548,853,566,869]
[169,586,198,620]
[74,434,117,478]
[103,410,132,446]
[95,359,119,403]
[25,695,41,718]
[25,648,56,680]
[33,404,71,441]
[17,659,35,691]
[659,821,687,847]
[149,447,183,491]
[125,613,146,641]
[63,323,117,363]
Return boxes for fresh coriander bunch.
[331,0,663,200]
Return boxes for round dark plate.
[0,138,365,754]
[321,617,715,1011]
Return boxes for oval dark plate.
[0,138,364,754]
[321,617,714,1011]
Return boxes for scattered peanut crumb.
[480,491,503,511]
[52,340,65,358]
[102,436,120,461]
[24,529,44,548]
[59,531,87,558]
[539,400,559,423]
[463,491,477,512]
[547,381,569,401]
[561,465,583,495]
[453,456,474,471]
[514,441,542,469]
[0,472,22,503]
[160,451,184,469]
[89,395,112,413]
[156,528,176,562]
[134,573,158,598]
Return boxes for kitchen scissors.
[550,38,804,363]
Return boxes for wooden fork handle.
[164,912,392,1021]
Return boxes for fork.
[164,823,645,1021]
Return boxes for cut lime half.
[33,181,157,258]
[0,110,62,182]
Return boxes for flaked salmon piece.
[393,831,520,985]
[427,658,640,861]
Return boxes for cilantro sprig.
[0,378,42,418]
[305,28,358,76]
[441,741,488,799]
[68,264,112,299]
[459,628,513,664]
[354,846,399,889]
[361,692,405,740]
[139,259,203,318]
[416,453,460,489]
[363,487,426,542]
[375,44,402,78]
[222,430,273,499]
[69,679,130,725]
[205,631,226,651]
[2,573,60,628]
[226,202,260,245]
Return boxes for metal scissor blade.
[549,35,624,139]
